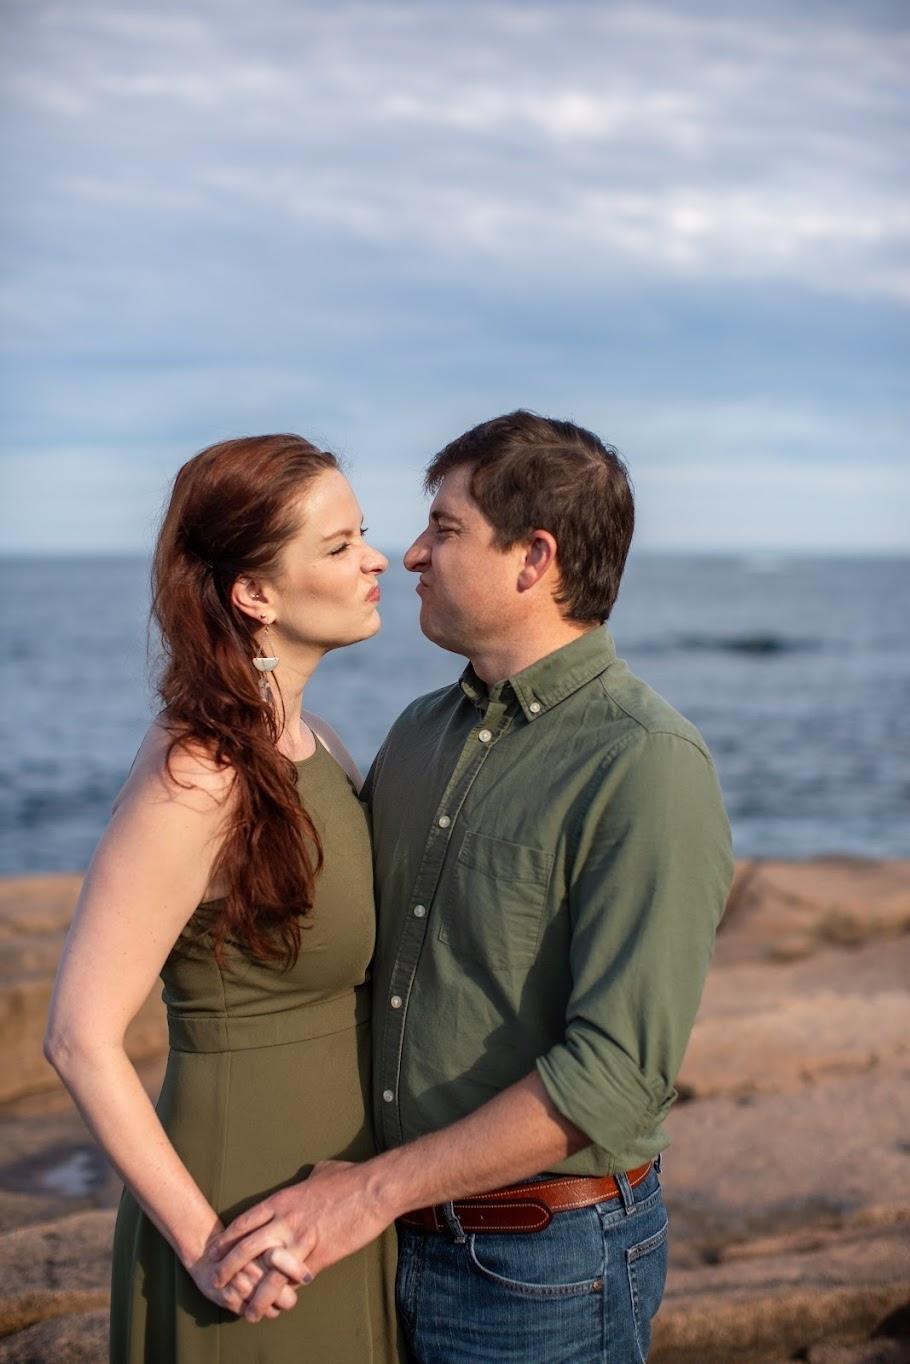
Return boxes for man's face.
[403,464,525,656]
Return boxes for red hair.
[151,434,338,965]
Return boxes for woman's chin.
[360,610,382,639]
[322,615,382,651]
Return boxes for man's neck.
[469,620,598,688]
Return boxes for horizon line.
[1,547,908,562]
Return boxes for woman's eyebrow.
[319,522,363,542]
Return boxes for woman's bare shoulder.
[114,717,238,815]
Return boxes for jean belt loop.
[441,1201,467,1243]
[616,1170,636,1216]
[654,1152,663,1175]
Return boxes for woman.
[44,434,401,1362]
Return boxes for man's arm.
[212,1072,588,1320]
[536,729,733,1156]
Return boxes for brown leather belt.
[398,1162,653,1235]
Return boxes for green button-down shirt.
[363,628,733,1175]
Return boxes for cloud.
[4,0,907,301]
[0,0,906,552]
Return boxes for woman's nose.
[365,542,389,575]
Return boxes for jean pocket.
[626,1216,668,1363]
[395,1232,424,1331]
[468,1233,604,1300]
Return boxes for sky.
[1,0,908,554]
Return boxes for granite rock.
[0,875,167,1103]
[0,1211,113,1336]
[1,862,908,1361]
[678,935,910,1099]
[0,1309,108,1363]
[718,859,910,965]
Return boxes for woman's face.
[267,468,388,653]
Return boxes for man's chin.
[418,609,469,658]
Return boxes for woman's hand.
[188,1229,300,1318]
[211,1158,393,1322]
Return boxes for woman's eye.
[329,527,367,555]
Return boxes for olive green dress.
[110,742,400,1363]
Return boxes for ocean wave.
[633,633,821,657]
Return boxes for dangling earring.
[253,615,279,702]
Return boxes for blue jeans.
[396,1165,668,1363]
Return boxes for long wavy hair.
[151,433,338,965]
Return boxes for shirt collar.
[458,627,617,721]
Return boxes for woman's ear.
[517,530,558,592]
[231,575,275,625]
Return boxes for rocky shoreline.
[1,861,908,1363]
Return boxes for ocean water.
[1,553,908,873]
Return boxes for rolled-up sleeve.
[536,729,733,1162]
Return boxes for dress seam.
[214,961,231,1364]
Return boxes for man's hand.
[211,1160,394,1322]
[188,1231,299,1319]
[212,1073,586,1322]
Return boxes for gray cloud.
[6,0,907,298]
[1,0,907,551]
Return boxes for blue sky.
[1,0,907,553]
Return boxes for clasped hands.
[197,1157,392,1323]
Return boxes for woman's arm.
[44,729,294,1315]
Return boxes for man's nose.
[403,534,429,573]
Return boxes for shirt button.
[529,701,542,715]
[413,904,427,917]
[382,1089,394,1103]
[478,728,492,743]
[438,814,451,828]
[390,995,403,1009]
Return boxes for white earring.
[253,617,279,701]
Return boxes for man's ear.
[517,531,558,592]
[231,575,275,625]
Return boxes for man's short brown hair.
[425,410,634,623]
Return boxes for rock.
[718,859,910,966]
[0,937,65,977]
[663,1064,910,1254]
[0,1211,113,1336]
[0,876,167,1104]
[678,936,910,1099]
[0,863,907,1360]
[651,1216,910,1364]
[0,1309,108,1363]
[807,1343,910,1363]
[0,878,84,939]
[0,1056,166,1237]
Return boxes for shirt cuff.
[536,1036,675,1161]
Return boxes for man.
[214,411,733,1361]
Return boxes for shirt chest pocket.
[438,831,554,970]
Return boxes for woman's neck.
[265,644,324,760]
